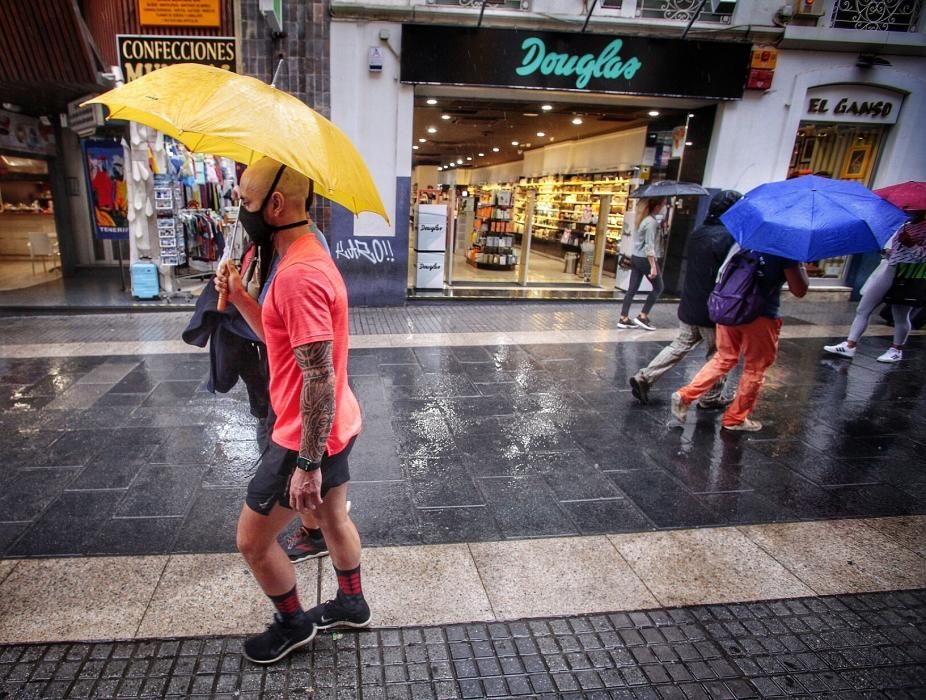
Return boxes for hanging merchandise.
[178,209,226,263]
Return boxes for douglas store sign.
[400,25,751,99]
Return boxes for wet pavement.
[1,589,924,699]
[1,332,924,558]
[1,302,924,698]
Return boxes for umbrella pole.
[271,59,285,88]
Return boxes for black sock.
[269,585,303,621]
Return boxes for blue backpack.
[708,246,765,326]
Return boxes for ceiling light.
[688,113,695,118]
[437,166,443,171]
[550,137,554,141]
[685,141,693,146]
[478,152,485,157]
[466,156,472,161]
[571,117,583,125]
[541,104,553,111]
[418,138,427,143]
[427,126,437,134]
[536,132,545,137]
[511,140,519,146]
[648,110,660,117]
[426,98,438,105]
[492,147,500,152]
[412,145,419,150]
[456,158,463,164]
[441,114,451,120]
[523,112,539,117]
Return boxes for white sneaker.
[823,341,856,358]
[633,316,656,331]
[877,348,903,363]
[670,391,689,424]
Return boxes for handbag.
[883,262,926,308]
[617,253,632,271]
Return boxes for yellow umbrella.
[83,63,388,221]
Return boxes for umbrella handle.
[216,259,235,312]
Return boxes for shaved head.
[240,157,310,216]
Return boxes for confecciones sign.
[400,25,751,100]
[117,35,236,82]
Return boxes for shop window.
[637,0,733,23]
[788,123,889,282]
[831,0,923,32]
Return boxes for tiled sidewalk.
[1,589,924,699]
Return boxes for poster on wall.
[81,139,129,240]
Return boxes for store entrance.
[0,155,61,292]
[410,88,708,296]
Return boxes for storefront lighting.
[427,126,437,133]
[466,156,472,161]
[456,158,463,164]
[441,114,451,120]
[688,113,695,118]
[685,141,693,146]
[571,117,583,125]
[412,145,419,150]
[536,132,545,137]
[426,98,438,105]
[541,104,553,111]
[478,152,485,157]
[418,138,427,143]
[648,110,660,117]
[492,147,500,152]
[511,140,519,146]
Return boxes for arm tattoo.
[293,341,336,463]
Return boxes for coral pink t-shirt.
[261,234,361,455]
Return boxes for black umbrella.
[629,180,710,198]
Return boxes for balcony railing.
[636,0,733,24]
[831,0,923,31]
[425,0,530,9]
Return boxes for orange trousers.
[678,316,783,426]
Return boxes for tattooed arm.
[288,340,336,511]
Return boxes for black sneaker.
[629,376,650,405]
[633,315,656,331]
[284,526,329,563]
[305,592,372,631]
[243,612,316,665]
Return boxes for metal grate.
[831,0,923,31]
[636,0,733,23]
[425,0,530,9]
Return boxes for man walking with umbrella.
[670,249,808,431]
[215,158,369,664]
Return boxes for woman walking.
[824,211,926,363]
[618,196,667,330]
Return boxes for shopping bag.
[883,262,926,308]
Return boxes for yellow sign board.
[138,0,221,28]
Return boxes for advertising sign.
[0,109,56,157]
[138,0,221,27]
[81,139,129,241]
[401,25,751,100]
[117,35,236,82]
[803,84,903,125]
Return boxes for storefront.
[702,50,926,295]
[328,21,752,304]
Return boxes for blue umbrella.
[720,175,909,261]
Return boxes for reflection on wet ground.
[0,335,924,557]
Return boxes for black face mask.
[238,164,307,247]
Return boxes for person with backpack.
[628,190,742,406]
[670,245,809,432]
[617,196,668,330]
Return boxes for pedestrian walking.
[670,250,809,432]
[824,211,926,363]
[629,190,742,406]
[215,158,369,665]
[618,196,667,330]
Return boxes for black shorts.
[245,436,355,516]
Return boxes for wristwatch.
[295,456,320,472]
